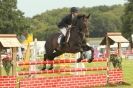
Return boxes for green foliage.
[0,0,31,35]
[0,1,127,40]
[2,58,12,76]
[121,0,133,42]
[110,54,122,69]
[89,5,124,37]
[31,5,125,40]
[32,8,69,40]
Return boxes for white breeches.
[60,27,67,36]
[58,27,71,44]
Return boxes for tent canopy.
[0,34,21,48]
[100,32,129,45]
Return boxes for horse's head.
[73,14,90,38]
[68,14,90,51]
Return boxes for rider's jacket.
[58,14,73,28]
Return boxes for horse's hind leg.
[42,51,63,70]
[48,50,63,70]
[42,53,55,70]
[41,54,47,70]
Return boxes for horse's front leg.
[81,44,94,63]
[48,63,54,70]
[77,51,84,63]
[88,46,94,63]
[48,51,63,70]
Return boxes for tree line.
[32,5,125,40]
[0,0,132,45]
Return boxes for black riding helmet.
[70,7,79,13]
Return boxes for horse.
[42,14,94,70]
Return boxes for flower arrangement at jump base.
[2,53,12,76]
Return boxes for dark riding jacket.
[58,14,73,28]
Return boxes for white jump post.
[0,46,2,76]
[74,52,85,75]
[131,34,133,50]
[131,34,133,42]
[30,38,37,72]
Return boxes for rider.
[58,7,80,47]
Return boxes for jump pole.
[17,67,107,75]
[18,58,107,66]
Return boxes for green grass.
[121,59,133,87]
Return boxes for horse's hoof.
[77,58,82,63]
[88,58,93,63]
[48,67,53,70]
[41,67,46,70]
[87,60,91,63]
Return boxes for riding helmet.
[70,7,79,13]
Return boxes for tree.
[89,5,123,37]
[121,0,133,48]
[31,5,124,40]
[0,0,31,35]
[32,8,69,40]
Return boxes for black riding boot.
[60,36,65,48]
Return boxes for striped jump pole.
[17,67,107,75]
[17,58,107,66]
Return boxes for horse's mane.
[77,14,90,19]
[71,14,86,32]
[77,14,86,18]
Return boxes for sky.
[17,0,127,17]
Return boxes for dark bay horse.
[42,14,94,70]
